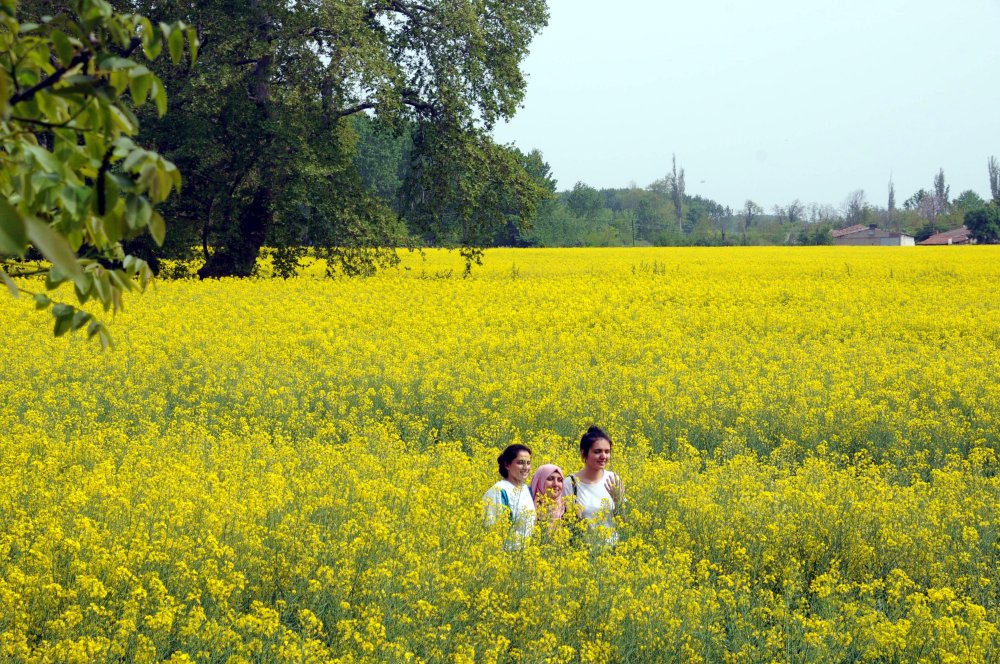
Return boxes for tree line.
[345,121,1000,248]
[514,162,1000,248]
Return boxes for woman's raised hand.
[605,474,625,505]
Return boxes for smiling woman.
[565,426,624,544]
[483,443,536,548]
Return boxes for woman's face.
[584,438,612,472]
[505,450,532,485]
[543,470,564,497]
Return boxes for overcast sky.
[492,0,1000,211]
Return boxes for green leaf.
[96,56,136,70]
[22,144,62,173]
[71,309,92,331]
[0,67,9,116]
[92,269,110,302]
[59,184,90,218]
[125,194,152,230]
[148,210,165,246]
[129,72,152,105]
[108,68,129,95]
[102,172,120,216]
[34,293,51,309]
[73,273,92,300]
[46,268,64,289]
[167,25,184,64]
[0,267,18,298]
[121,146,149,173]
[103,204,123,243]
[24,216,87,291]
[51,29,73,65]
[88,321,113,350]
[108,269,132,292]
[141,18,162,60]
[0,197,26,255]
[153,79,167,116]
[52,303,74,336]
[187,26,199,65]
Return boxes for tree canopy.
[965,205,1000,244]
[119,0,550,277]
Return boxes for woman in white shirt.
[483,444,536,548]
[564,426,624,544]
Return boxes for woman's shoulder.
[484,480,509,499]
[487,479,518,493]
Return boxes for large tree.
[114,0,549,277]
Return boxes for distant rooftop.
[831,224,868,238]
[917,226,974,246]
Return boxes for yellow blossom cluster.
[1,247,998,662]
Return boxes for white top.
[483,479,535,548]
[564,470,619,542]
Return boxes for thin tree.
[887,175,896,231]
[670,154,685,233]
[741,200,761,244]
[933,168,950,218]
[843,190,867,226]
[989,156,1000,204]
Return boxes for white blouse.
[564,471,619,542]
[483,479,536,548]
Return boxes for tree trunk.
[198,186,271,278]
[198,38,274,279]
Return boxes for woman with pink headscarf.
[529,464,566,521]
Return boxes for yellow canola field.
[1,247,999,662]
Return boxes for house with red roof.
[917,226,975,245]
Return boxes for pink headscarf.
[529,464,566,518]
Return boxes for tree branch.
[111,37,143,59]
[333,92,436,119]
[9,51,89,106]
[96,146,114,215]
[401,91,436,114]
[10,35,144,108]
[335,102,376,118]
[10,96,96,130]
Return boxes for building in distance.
[917,226,975,246]
[832,224,915,247]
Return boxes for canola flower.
[0,247,998,662]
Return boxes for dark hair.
[580,426,612,457]
[497,444,532,478]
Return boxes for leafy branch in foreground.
[0,0,196,346]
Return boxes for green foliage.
[122,0,549,278]
[952,190,985,216]
[403,121,547,268]
[964,204,1000,244]
[797,224,834,246]
[0,0,195,344]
